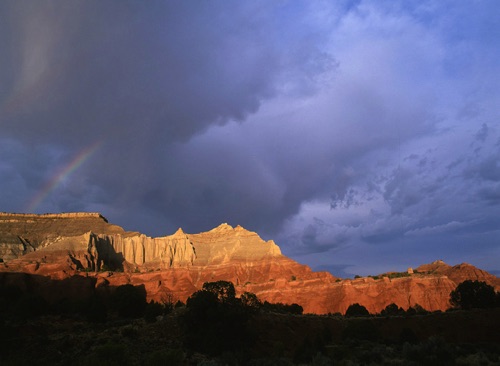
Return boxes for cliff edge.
[0,212,498,315]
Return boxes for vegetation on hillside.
[0,279,499,365]
[450,280,499,310]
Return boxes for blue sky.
[1,0,499,277]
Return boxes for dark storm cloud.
[1,1,272,143]
[1,1,338,146]
[0,0,336,231]
[1,1,500,275]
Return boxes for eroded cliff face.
[0,212,124,261]
[3,229,197,275]
[189,223,281,265]
[1,213,499,315]
[91,228,196,269]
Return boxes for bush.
[345,303,369,317]
[83,342,131,366]
[450,280,498,309]
[202,281,236,303]
[240,292,262,309]
[406,303,429,316]
[262,301,303,315]
[184,285,254,355]
[380,303,405,316]
[144,348,185,365]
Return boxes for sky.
[1,0,499,277]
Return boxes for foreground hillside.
[1,212,499,314]
[1,304,499,365]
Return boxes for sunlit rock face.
[0,213,499,314]
[189,223,282,265]
[0,212,124,261]
[92,228,196,269]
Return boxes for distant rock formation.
[1,212,499,314]
[0,212,123,261]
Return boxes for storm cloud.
[1,1,499,277]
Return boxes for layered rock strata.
[0,212,123,261]
[1,213,499,315]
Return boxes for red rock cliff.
[1,213,499,314]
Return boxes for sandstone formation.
[1,212,499,315]
[0,212,124,261]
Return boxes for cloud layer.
[1,0,499,276]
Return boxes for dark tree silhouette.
[202,280,236,303]
[450,280,498,309]
[406,303,428,316]
[184,281,255,355]
[262,301,303,314]
[345,303,369,317]
[380,303,405,316]
[185,289,219,322]
[240,291,261,309]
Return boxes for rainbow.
[25,140,103,212]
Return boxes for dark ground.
[1,307,499,365]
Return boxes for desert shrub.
[450,280,498,310]
[310,352,333,366]
[381,303,405,316]
[83,342,131,366]
[345,303,369,317]
[144,348,185,365]
[293,335,333,364]
[456,351,491,365]
[402,336,456,366]
[356,345,385,364]
[406,303,429,316]
[120,325,139,339]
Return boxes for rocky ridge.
[0,212,124,261]
[1,212,499,314]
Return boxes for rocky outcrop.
[417,260,500,288]
[3,229,197,275]
[189,223,282,265]
[0,212,499,315]
[92,228,196,269]
[0,212,124,261]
